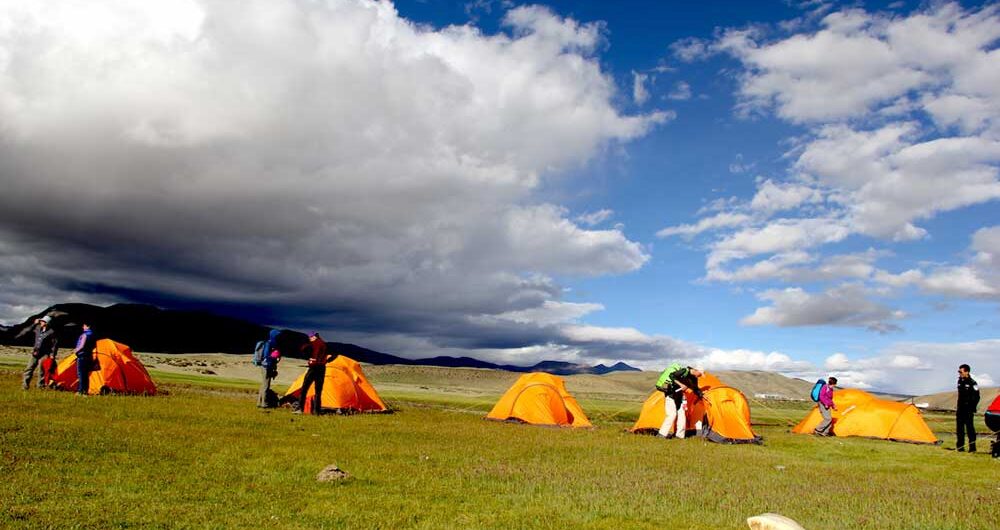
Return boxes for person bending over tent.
[295,332,328,415]
[655,364,703,439]
[813,377,838,436]
[72,323,97,395]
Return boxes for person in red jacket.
[296,332,328,415]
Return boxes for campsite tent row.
[48,340,390,414]
[486,371,940,446]
[486,371,763,444]
[42,341,940,446]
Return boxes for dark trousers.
[76,355,92,394]
[299,365,326,414]
[956,410,976,452]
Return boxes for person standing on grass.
[296,332,328,415]
[655,364,703,439]
[72,323,97,395]
[813,377,838,436]
[956,364,980,453]
[257,329,282,408]
[21,315,58,390]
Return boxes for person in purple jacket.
[813,376,838,436]
[72,323,98,395]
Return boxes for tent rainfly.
[486,372,591,427]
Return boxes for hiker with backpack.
[812,377,838,436]
[295,332,328,415]
[21,315,58,390]
[255,329,282,408]
[655,364,704,439]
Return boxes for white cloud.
[670,37,711,62]
[741,284,906,332]
[632,70,650,105]
[876,226,1000,299]
[667,81,692,101]
[710,250,880,283]
[558,323,813,373]
[824,352,851,370]
[709,218,850,266]
[492,300,603,326]
[728,153,755,174]
[665,3,1000,328]
[656,212,752,239]
[825,340,1000,394]
[920,266,998,298]
[574,209,614,227]
[749,179,824,213]
[693,348,812,372]
[706,251,813,283]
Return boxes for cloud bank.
[660,2,1000,332]
[0,1,673,358]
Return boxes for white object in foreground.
[747,513,806,530]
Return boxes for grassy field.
[1,355,998,529]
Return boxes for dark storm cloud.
[0,1,666,364]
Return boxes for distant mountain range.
[0,303,640,376]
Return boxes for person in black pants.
[73,323,97,395]
[956,363,980,452]
[297,332,328,415]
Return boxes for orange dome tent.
[792,388,938,444]
[486,372,591,428]
[281,355,388,414]
[52,339,157,395]
[630,372,762,444]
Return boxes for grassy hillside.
[2,351,999,529]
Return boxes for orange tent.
[52,339,157,395]
[281,355,388,414]
[486,372,591,428]
[630,372,762,444]
[792,388,938,444]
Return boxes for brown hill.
[913,386,1000,412]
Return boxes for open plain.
[1,347,997,529]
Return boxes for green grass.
[1,369,997,529]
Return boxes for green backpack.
[656,362,687,390]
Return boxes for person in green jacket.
[656,364,704,438]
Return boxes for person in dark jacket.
[296,332,328,415]
[257,329,282,408]
[22,315,58,390]
[73,323,97,395]
[655,364,704,438]
[956,364,980,452]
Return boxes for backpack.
[810,379,826,402]
[656,362,688,392]
[252,340,267,367]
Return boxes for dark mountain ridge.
[0,303,640,376]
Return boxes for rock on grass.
[316,464,350,482]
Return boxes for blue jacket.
[261,329,280,369]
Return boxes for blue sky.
[1,0,998,394]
